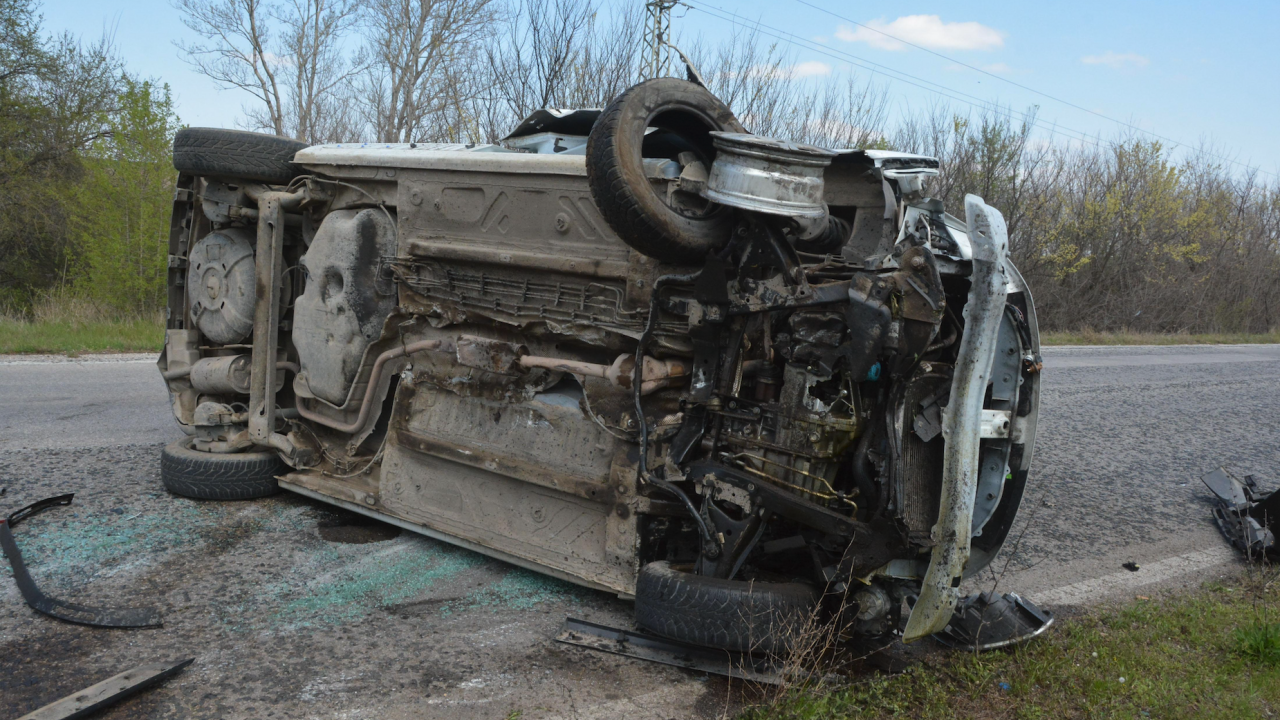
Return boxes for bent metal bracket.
[0,494,162,628]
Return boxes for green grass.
[0,316,165,354]
[745,573,1280,719]
[1041,329,1280,346]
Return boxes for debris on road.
[935,592,1054,652]
[15,658,193,720]
[555,617,785,685]
[1202,467,1278,561]
[0,494,163,628]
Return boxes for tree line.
[0,0,179,315]
[2,0,1277,334]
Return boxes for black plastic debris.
[555,618,785,685]
[935,592,1054,651]
[0,494,163,628]
[1202,468,1278,561]
[15,658,192,720]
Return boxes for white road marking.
[1037,545,1240,606]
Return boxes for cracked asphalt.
[2,345,1278,718]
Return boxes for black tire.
[160,438,284,500]
[635,561,819,654]
[172,127,308,184]
[586,78,746,265]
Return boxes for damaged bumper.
[1203,467,1279,560]
[904,195,1010,642]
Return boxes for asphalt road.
[2,344,1277,719]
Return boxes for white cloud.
[835,15,1005,52]
[1081,51,1149,69]
[739,61,834,81]
[790,61,833,78]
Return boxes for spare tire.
[173,127,307,184]
[586,79,746,265]
[160,438,284,500]
[634,561,819,654]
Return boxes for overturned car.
[158,79,1042,652]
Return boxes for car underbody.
[158,79,1043,652]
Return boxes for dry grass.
[0,293,164,355]
[741,569,1280,720]
[1041,328,1280,346]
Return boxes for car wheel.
[172,127,308,184]
[160,438,284,500]
[586,78,745,265]
[634,561,819,654]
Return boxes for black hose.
[634,271,715,548]
[851,418,877,506]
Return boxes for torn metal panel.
[1,495,163,629]
[904,195,1010,643]
[503,108,602,141]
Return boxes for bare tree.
[358,0,497,143]
[272,0,363,143]
[474,0,644,142]
[173,0,360,141]
[485,0,594,124]
[174,0,286,134]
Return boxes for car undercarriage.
[157,78,1044,654]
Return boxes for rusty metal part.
[247,188,306,453]
[1,495,162,629]
[15,658,194,720]
[163,359,299,385]
[189,354,252,394]
[454,335,528,375]
[723,452,857,511]
[296,339,455,434]
[389,258,650,335]
[903,194,1010,643]
[690,462,866,539]
[517,353,688,394]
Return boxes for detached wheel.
[635,561,819,654]
[160,438,283,500]
[586,78,746,264]
[172,127,307,184]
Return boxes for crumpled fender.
[903,194,1009,642]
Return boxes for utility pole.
[645,1,679,78]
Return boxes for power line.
[682,2,1108,151]
[680,1,1274,179]
[788,0,1271,178]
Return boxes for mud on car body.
[158,78,1042,652]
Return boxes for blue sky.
[41,0,1280,174]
